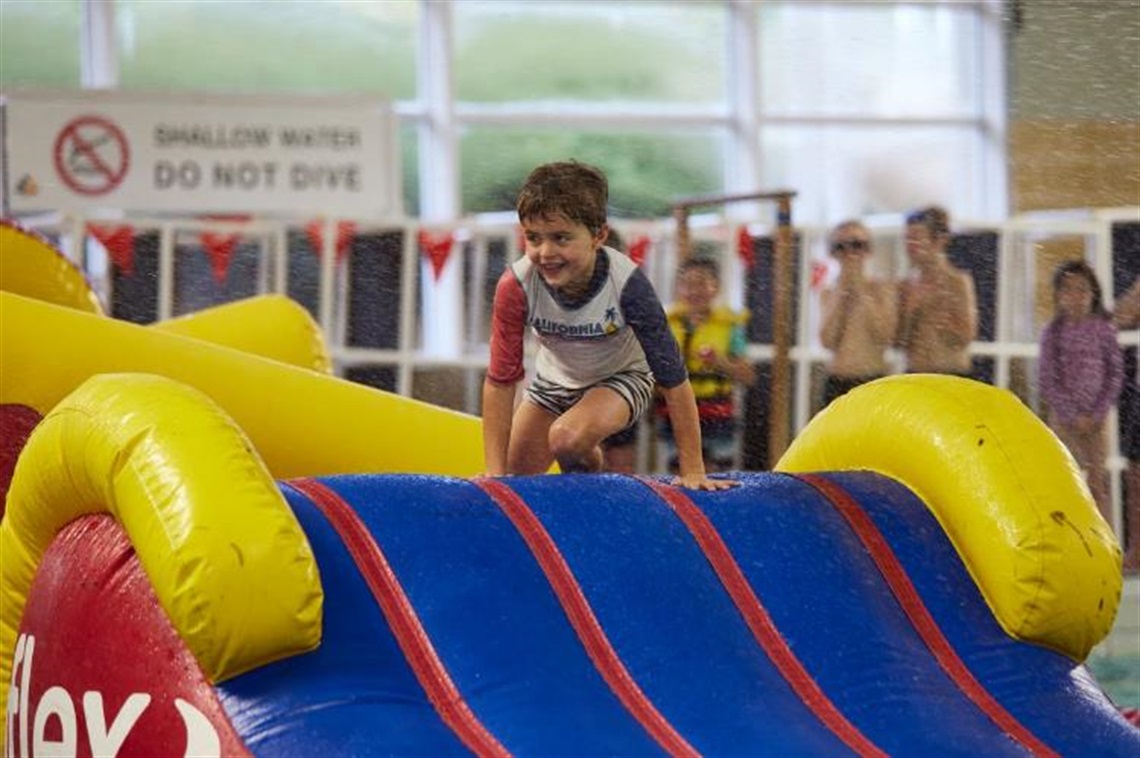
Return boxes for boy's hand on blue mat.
[673,474,740,491]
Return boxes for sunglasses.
[831,239,869,253]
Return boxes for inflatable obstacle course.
[1,221,1137,756]
[777,373,1121,660]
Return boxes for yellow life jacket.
[667,305,750,401]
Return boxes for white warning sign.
[1,89,401,217]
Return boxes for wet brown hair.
[517,161,609,235]
[906,205,950,238]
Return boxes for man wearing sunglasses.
[819,220,897,407]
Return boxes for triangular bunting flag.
[737,226,755,271]
[305,219,357,263]
[628,235,651,267]
[200,231,242,284]
[418,230,456,282]
[88,223,136,276]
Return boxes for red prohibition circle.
[53,115,131,196]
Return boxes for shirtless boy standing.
[819,220,897,405]
[894,206,978,375]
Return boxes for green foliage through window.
[461,128,723,218]
[0,0,82,88]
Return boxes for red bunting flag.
[736,226,755,271]
[87,223,136,276]
[628,235,651,267]
[200,231,241,284]
[418,230,456,281]
[305,219,356,263]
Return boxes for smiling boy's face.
[522,213,607,298]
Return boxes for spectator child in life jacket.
[657,257,755,472]
[482,160,737,491]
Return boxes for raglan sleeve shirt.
[487,268,528,386]
[619,267,688,389]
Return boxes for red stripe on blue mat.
[638,477,887,758]
[795,473,1059,758]
[288,478,511,758]
[473,477,700,758]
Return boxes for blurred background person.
[895,206,978,376]
[1039,259,1123,524]
[1114,274,1140,573]
[657,257,754,473]
[818,220,897,407]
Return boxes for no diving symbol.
[53,115,131,196]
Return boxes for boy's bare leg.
[560,445,604,474]
[506,401,557,475]
[549,387,629,474]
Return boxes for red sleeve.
[487,270,528,385]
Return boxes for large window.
[757,3,983,118]
[460,128,724,218]
[0,0,1006,225]
[115,0,417,98]
[453,1,726,104]
[0,0,83,88]
[760,124,985,223]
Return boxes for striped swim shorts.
[525,369,655,432]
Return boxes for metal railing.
[14,205,1140,536]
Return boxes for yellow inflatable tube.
[0,373,323,742]
[777,374,1120,660]
[0,219,331,373]
[1,291,484,478]
[155,294,332,374]
[0,220,102,314]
